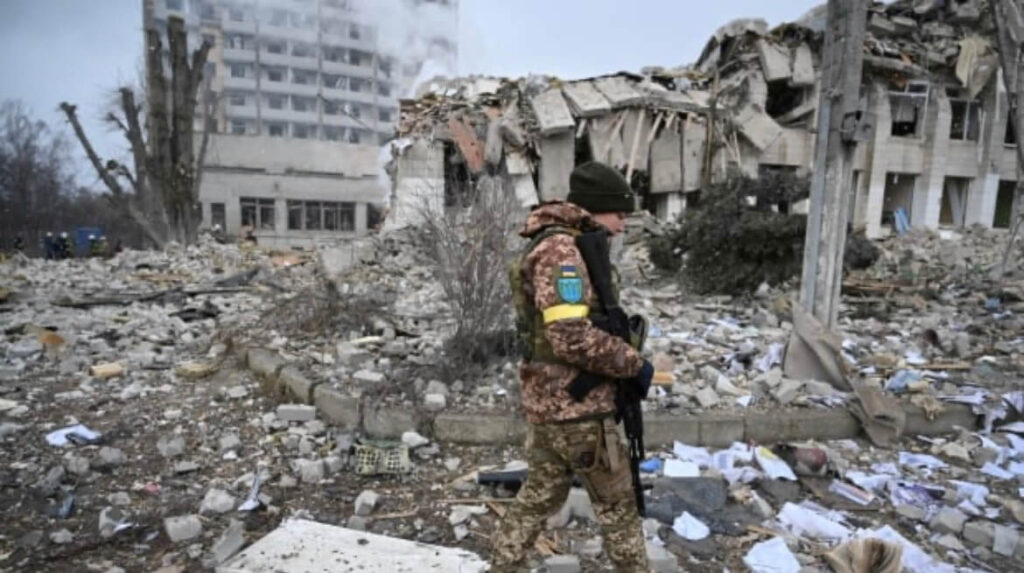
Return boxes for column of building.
[914,88,951,229]
[966,82,1006,226]
[863,84,893,239]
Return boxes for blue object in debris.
[894,208,911,235]
[985,297,1001,311]
[886,370,923,393]
[639,458,663,474]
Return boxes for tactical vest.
[509,225,619,365]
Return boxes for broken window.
[230,120,246,135]
[940,177,972,227]
[210,203,226,229]
[228,7,244,22]
[377,82,391,97]
[889,81,929,137]
[266,41,285,55]
[293,124,312,139]
[240,198,275,230]
[881,173,916,229]
[165,0,184,11]
[267,69,283,82]
[230,64,246,78]
[229,93,245,106]
[268,95,284,109]
[349,23,362,40]
[994,181,1017,228]
[287,201,303,230]
[348,129,361,144]
[378,108,393,123]
[765,81,807,120]
[292,97,312,112]
[292,43,313,58]
[305,202,322,230]
[948,89,982,141]
[267,123,285,137]
[324,126,342,141]
[293,71,315,85]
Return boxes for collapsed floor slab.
[217,519,488,573]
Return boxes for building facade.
[143,0,458,247]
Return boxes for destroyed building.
[388,0,1021,239]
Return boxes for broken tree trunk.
[60,15,210,249]
[798,0,868,329]
[990,0,1024,276]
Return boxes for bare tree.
[59,16,211,248]
[990,0,1024,272]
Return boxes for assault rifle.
[565,229,648,516]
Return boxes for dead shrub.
[414,174,524,374]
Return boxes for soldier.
[58,232,72,259]
[493,161,654,573]
[43,232,56,260]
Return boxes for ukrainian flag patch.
[556,265,583,304]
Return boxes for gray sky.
[0,0,821,187]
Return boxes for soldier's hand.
[631,360,654,399]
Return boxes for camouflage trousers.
[490,416,648,573]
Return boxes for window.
[229,93,246,106]
[350,78,365,93]
[377,82,391,97]
[266,41,285,54]
[293,124,312,139]
[350,50,366,67]
[348,129,361,144]
[293,97,310,112]
[287,201,356,231]
[226,35,250,49]
[267,123,285,137]
[293,71,315,85]
[305,202,322,230]
[889,82,929,137]
[230,64,246,78]
[379,58,392,78]
[240,198,275,229]
[323,74,346,90]
[210,202,226,229]
[229,8,244,21]
[324,126,342,141]
[348,103,361,119]
[202,34,216,47]
[948,89,981,141]
[292,43,313,58]
[323,47,345,63]
[166,0,184,11]
[268,95,284,109]
[324,101,338,115]
[267,69,283,82]
[1007,106,1018,145]
[349,23,361,40]
[200,3,215,19]
[379,108,393,123]
[231,120,246,135]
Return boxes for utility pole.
[798,0,869,329]
[989,0,1024,274]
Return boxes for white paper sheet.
[778,502,851,541]
[663,459,700,478]
[672,442,711,467]
[755,447,797,481]
[672,512,709,540]
[981,462,1014,480]
[45,424,101,447]
[743,537,800,573]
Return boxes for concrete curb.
[238,346,981,447]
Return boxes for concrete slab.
[562,82,612,118]
[593,76,646,108]
[588,113,628,169]
[791,43,816,86]
[758,40,792,82]
[217,519,488,573]
[734,104,783,150]
[682,116,707,191]
[650,126,683,193]
[530,88,576,135]
[539,132,575,200]
[622,109,654,173]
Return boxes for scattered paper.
[845,471,891,494]
[904,350,927,366]
[855,525,955,573]
[672,511,710,541]
[871,462,899,476]
[672,442,711,467]
[722,466,762,485]
[829,480,875,506]
[778,502,851,541]
[45,424,102,447]
[757,343,784,372]
[898,452,947,471]
[736,395,753,408]
[950,480,989,506]
[889,481,943,512]
[1008,461,1024,476]
[663,459,700,478]
[1004,433,1024,455]
[981,462,1014,480]
[0,398,18,412]
[998,421,1024,434]
[743,537,800,573]
[938,392,987,406]
[755,447,797,481]
[237,473,262,512]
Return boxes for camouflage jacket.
[513,201,644,424]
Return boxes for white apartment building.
[143,0,458,247]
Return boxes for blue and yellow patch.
[556,265,583,304]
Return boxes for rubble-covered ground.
[1,224,1023,572]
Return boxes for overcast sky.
[0,0,820,187]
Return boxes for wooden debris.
[175,361,217,380]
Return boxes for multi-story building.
[143,0,458,247]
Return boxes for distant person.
[43,232,56,260]
[242,227,258,246]
[87,234,100,257]
[211,224,227,244]
[13,236,25,252]
[58,232,72,259]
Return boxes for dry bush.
[414,174,524,372]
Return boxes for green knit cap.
[567,161,635,213]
